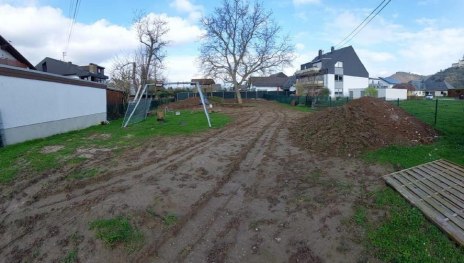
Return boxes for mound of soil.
[290,97,437,157]
[168,97,258,110]
[168,97,204,110]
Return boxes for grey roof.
[424,78,454,91]
[410,78,455,91]
[0,34,35,69]
[270,72,288,78]
[249,76,288,88]
[35,57,108,80]
[409,80,425,90]
[283,75,296,89]
[300,46,369,78]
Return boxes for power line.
[64,0,81,59]
[334,0,386,48]
[335,0,391,48]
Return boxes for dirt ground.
[0,101,392,262]
[291,97,437,158]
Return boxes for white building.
[296,46,369,98]
[349,88,407,100]
[452,55,464,68]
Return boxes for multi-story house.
[295,46,369,98]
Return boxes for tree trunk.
[235,84,243,104]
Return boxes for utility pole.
[132,62,137,95]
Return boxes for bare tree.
[199,0,294,103]
[108,57,136,103]
[134,13,169,87]
[295,82,330,108]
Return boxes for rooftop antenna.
[62,51,67,61]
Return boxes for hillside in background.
[388,71,426,83]
[428,67,464,88]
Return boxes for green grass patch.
[61,249,78,263]
[0,110,230,184]
[68,168,100,180]
[162,213,178,227]
[368,188,464,262]
[353,206,367,225]
[362,99,464,261]
[89,217,143,250]
[365,99,464,168]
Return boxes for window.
[335,75,343,82]
[335,61,343,67]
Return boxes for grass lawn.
[89,216,143,251]
[363,99,464,261]
[0,110,230,184]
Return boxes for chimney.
[331,46,335,53]
[318,49,323,59]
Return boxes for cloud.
[170,0,203,21]
[164,55,202,81]
[357,49,394,63]
[295,43,305,51]
[293,0,320,6]
[320,9,464,76]
[415,18,437,27]
[0,4,203,80]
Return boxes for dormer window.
[335,61,343,68]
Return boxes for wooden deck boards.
[383,159,464,246]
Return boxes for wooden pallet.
[383,159,464,246]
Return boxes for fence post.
[434,99,438,126]
[397,98,400,106]
[329,96,332,107]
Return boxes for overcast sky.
[1,0,464,81]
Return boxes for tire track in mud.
[194,110,289,263]
[0,108,263,222]
[147,109,287,262]
[3,106,259,202]
[0,106,271,257]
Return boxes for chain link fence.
[396,99,464,127]
[176,90,289,101]
[262,94,352,108]
[263,93,464,129]
[107,97,175,121]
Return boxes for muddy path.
[0,101,391,262]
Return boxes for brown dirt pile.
[168,97,204,110]
[168,97,257,110]
[290,97,437,157]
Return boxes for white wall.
[343,76,369,97]
[0,49,16,60]
[378,88,407,100]
[348,88,365,99]
[325,74,368,97]
[0,75,106,130]
[251,85,280,91]
[325,74,335,96]
[0,72,107,145]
